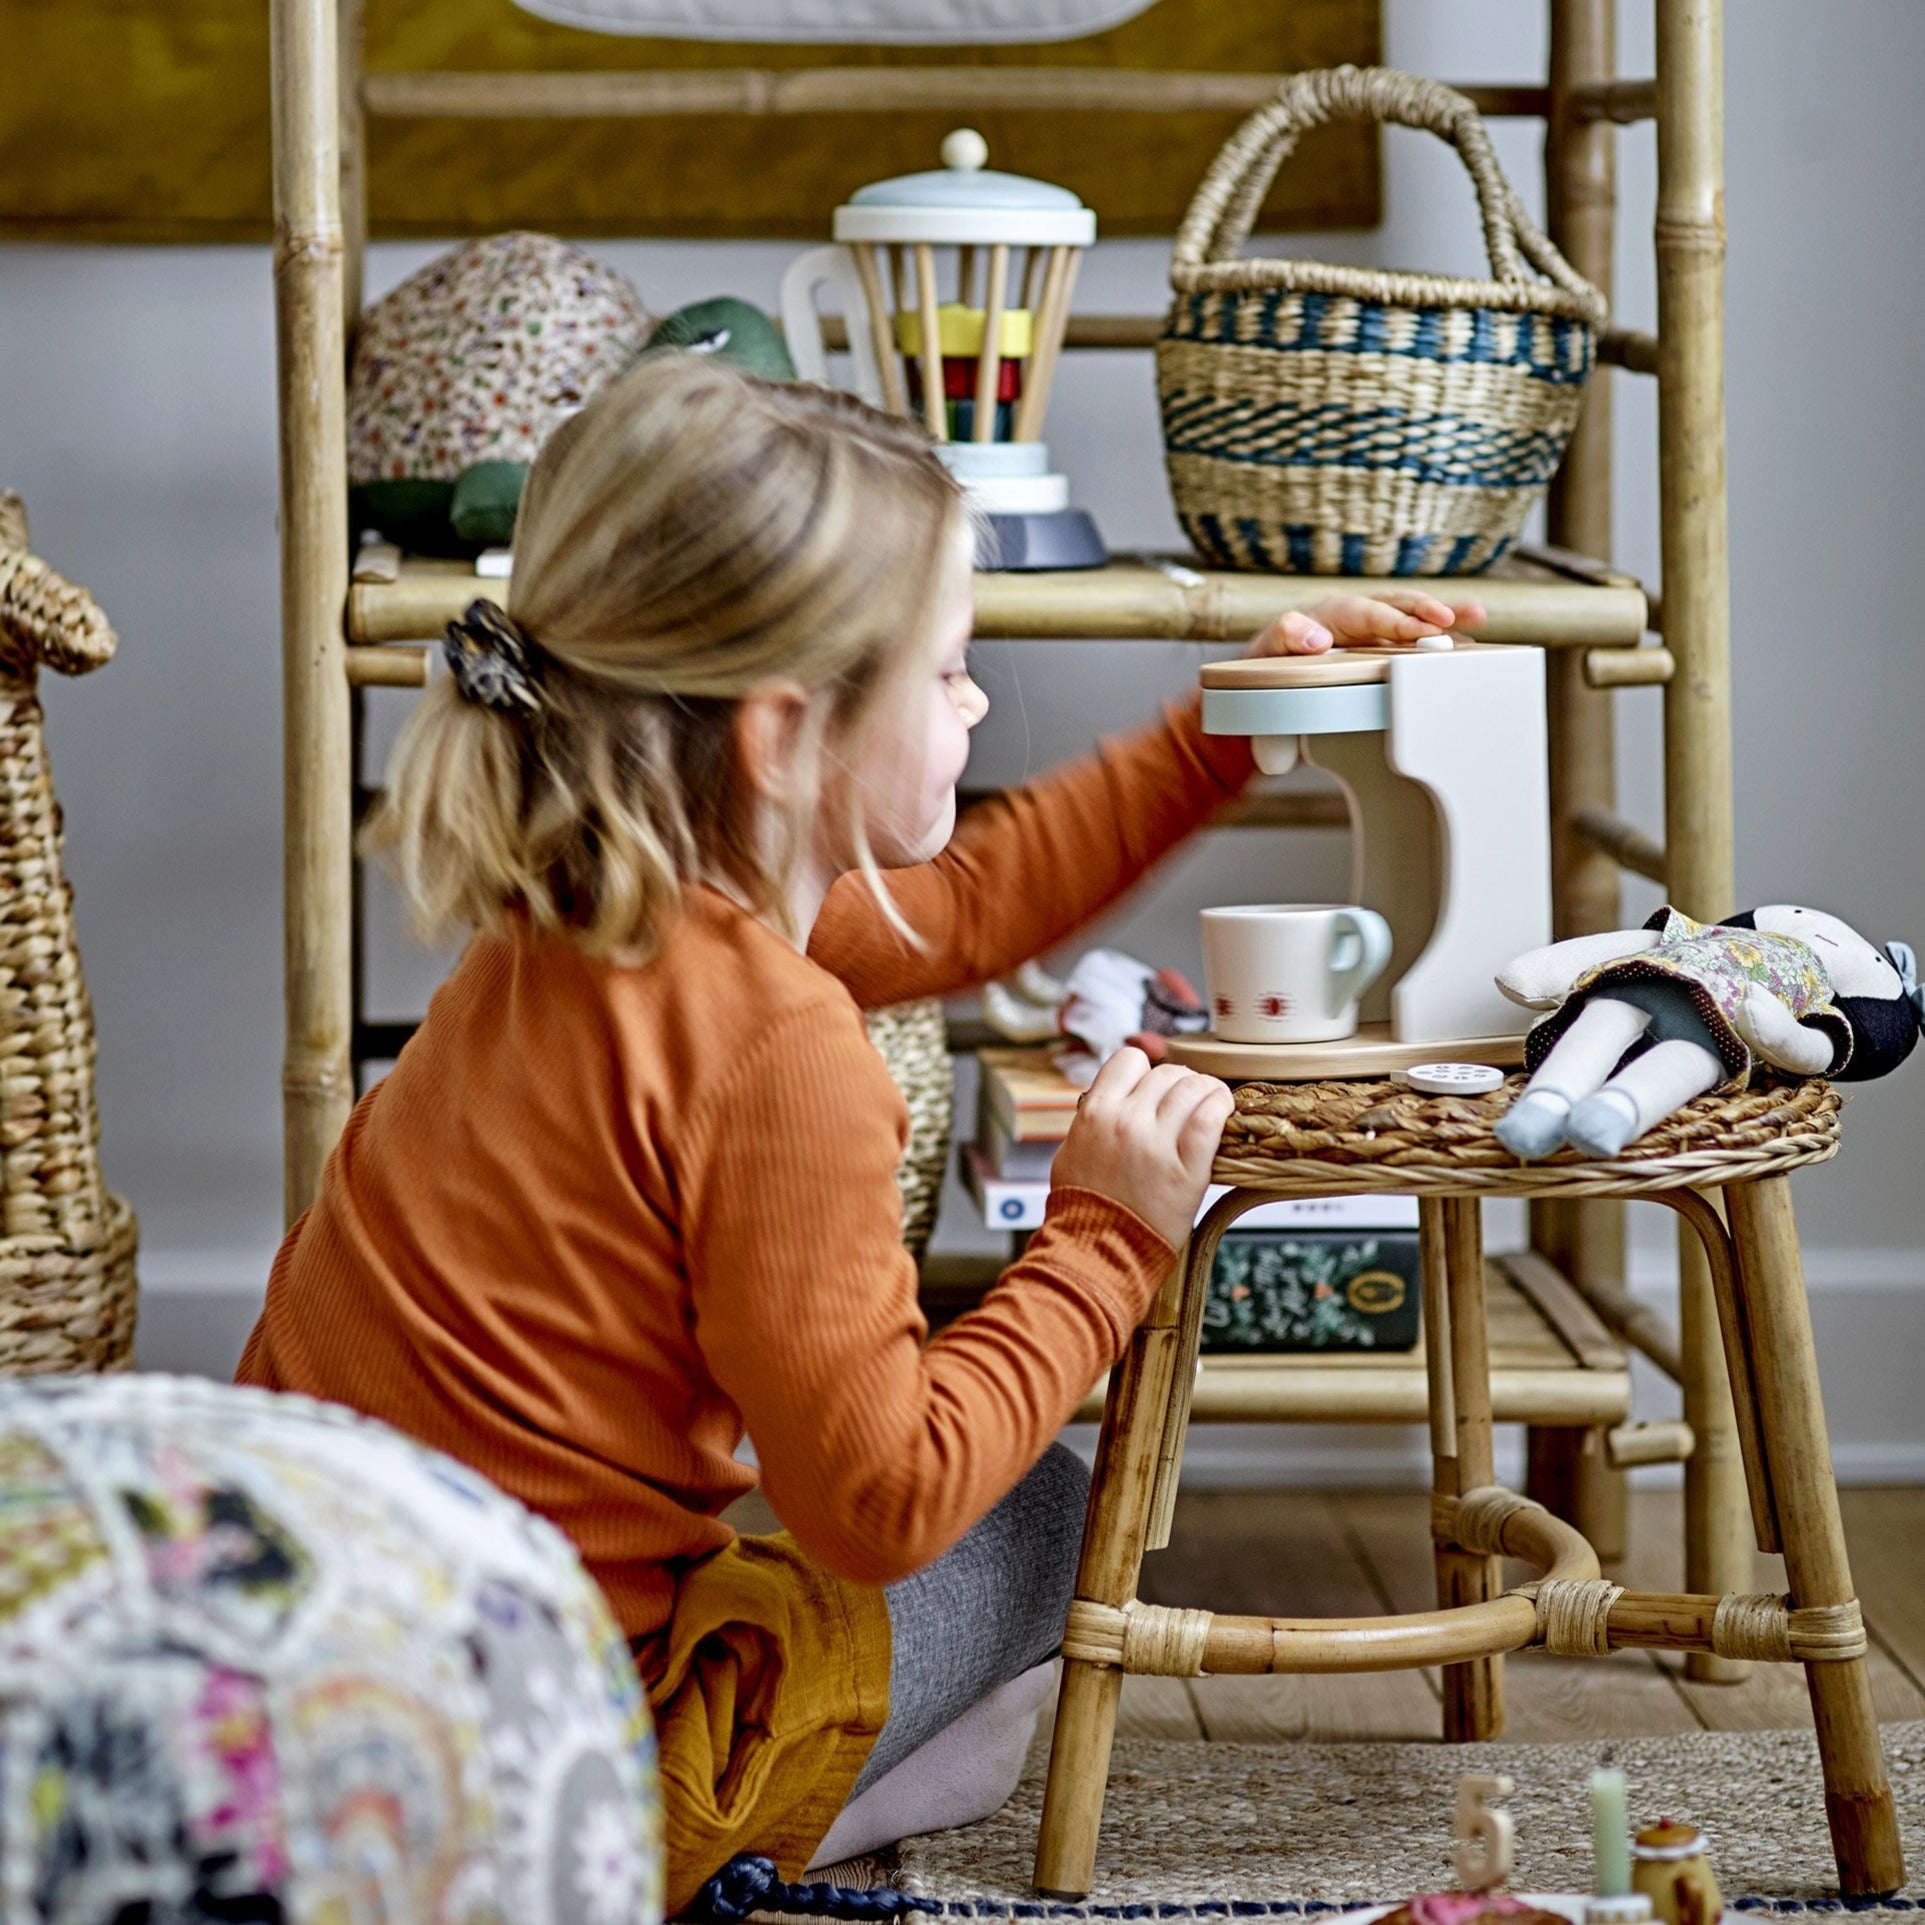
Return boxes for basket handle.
[1172,65,1602,317]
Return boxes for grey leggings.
[851,1442,1089,1794]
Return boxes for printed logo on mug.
[1200,905,1394,1045]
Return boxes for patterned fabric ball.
[0,1375,663,1925]
[347,232,651,485]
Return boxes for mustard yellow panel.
[0,0,1380,243]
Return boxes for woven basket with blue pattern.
[1157,67,1608,578]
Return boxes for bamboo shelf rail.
[348,550,1650,654]
[361,69,1554,122]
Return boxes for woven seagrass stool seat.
[1034,1076,1904,1903]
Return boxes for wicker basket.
[0,494,139,1375]
[1157,67,1608,578]
[864,998,954,1262]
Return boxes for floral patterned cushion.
[347,231,650,489]
[0,1374,662,1925]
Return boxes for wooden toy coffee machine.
[1167,642,1552,1079]
[781,130,1104,570]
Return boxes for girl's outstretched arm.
[810,692,1252,1006]
[809,592,1485,1007]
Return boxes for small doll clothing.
[1523,906,1852,1092]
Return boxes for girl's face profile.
[841,526,986,870]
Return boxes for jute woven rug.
[771,1723,1925,1923]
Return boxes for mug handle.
[1328,908,1395,1009]
[778,245,886,406]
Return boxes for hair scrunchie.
[443,599,544,717]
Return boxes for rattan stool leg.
[1034,1248,1193,1900]
[1426,1197,1505,1741]
[1727,1176,1904,1897]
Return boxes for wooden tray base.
[1166,1022,1528,1082]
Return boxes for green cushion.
[449,461,529,547]
[350,478,459,555]
[641,298,796,383]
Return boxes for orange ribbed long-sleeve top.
[238,698,1252,1656]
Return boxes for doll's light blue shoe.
[1494,1089,1573,1160]
[1567,1088,1642,1159]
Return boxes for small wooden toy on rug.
[1585,1765,1653,1925]
[1630,1821,1723,1925]
[1494,904,1923,1160]
[1374,1773,1566,1925]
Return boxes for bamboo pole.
[361,68,1551,122]
[972,245,1010,445]
[1434,1199,1504,1740]
[338,0,366,343]
[1727,1177,1905,1896]
[1034,1255,1188,1900]
[1547,0,1622,940]
[913,244,946,440]
[1657,1186,1778,1554]
[1601,327,1660,374]
[1605,1419,1695,1468]
[850,243,908,416]
[1657,0,1749,1679]
[273,0,355,1224]
[1557,1260,1684,1382]
[1532,1,1631,1564]
[351,562,1651,648]
[1572,77,1659,123]
[346,645,428,687]
[1570,806,1667,883]
[1584,644,1673,687]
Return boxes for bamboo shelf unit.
[272,1,1740,1620]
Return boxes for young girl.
[238,353,1477,1907]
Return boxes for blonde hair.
[367,353,969,959]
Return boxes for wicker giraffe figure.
[0,493,138,1373]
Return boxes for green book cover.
[1203,1231,1420,1353]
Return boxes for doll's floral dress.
[1523,906,1853,1089]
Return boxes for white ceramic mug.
[1200,904,1395,1044]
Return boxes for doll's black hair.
[1718,910,1922,1081]
[1831,992,1922,1082]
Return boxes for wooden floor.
[1115,1486,1925,1744]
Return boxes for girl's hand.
[1246,591,1488,657]
[1051,1046,1234,1252]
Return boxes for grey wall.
[2,2,1921,1407]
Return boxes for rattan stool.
[1034,1076,1903,1902]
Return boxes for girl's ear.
[732,679,816,804]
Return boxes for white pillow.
[509,0,1158,42]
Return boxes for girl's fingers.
[1379,590,1489,633]
[1177,1082,1236,1167]
[1305,594,1433,644]
[1084,1043,1151,1104]
[1151,1066,1219,1128]
[1248,610,1333,657]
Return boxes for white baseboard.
[133,1243,1925,1488]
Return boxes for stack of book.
[966,1049,1420,1353]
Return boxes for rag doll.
[984,949,1208,1086]
[1493,905,1923,1161]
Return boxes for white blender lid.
[833,130,1095,247]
